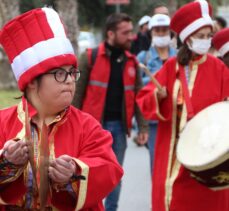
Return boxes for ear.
[27,78,38,90]
[107,30,115,40]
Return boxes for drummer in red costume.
[136,1,229,211]
[0,7,123,211]
[212,27,229,67]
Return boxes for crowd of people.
[0,0,228,211]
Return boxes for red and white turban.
[170,0,213,43]
[212,27,229,57]
[0,7,77,91]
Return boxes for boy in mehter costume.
[0,8,123,211]
[136,1,229,211]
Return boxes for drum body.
[177,102,229,190]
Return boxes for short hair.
[153,3,168,12]
[215,16,227,28]
[104,13,132,37]
[153,2,167,9]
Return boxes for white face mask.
[152,35,171,47]
[188,37,212,55]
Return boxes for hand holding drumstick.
[138,63,167,101]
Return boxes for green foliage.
[19,0,222,35]
[78,0,157,29]
[19,0,55,13]
[0,90,21,109]
[77,0,222,31]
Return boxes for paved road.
[118,137,151,211]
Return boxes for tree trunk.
[54,0,79,55]
[0,0,19,89]
[168,0,177,15]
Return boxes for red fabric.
[176,64,194,119]
[0,102,123,210]
[18,54,77,91]
[212,27,229,52]
[0,8,77,92]
[136,55,229,211]
[170,1,212,40]
[87,48,93,66]
[82,42,138,130]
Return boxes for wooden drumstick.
[138,63,163,91]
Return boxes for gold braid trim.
[71,158,89,211]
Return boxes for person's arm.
[221,61,229,99]
[50,114,123,210]
[134,65,149,134]
[48,155,80,210]
[72,52,90,109]
[136,60,171,122]
[137,51,150,85]
[0,152,25,184]
[0,114,28,204]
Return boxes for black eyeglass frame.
[43,66,81,83]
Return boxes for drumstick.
[25,102,38,188]
[39,121,49,210]
[139,63,163,91]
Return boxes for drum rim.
[177,101,229,171]
[178,149,229,172]
[209,183,229,191]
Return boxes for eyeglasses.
[44,67,80,83]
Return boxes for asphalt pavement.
[117,135,151,211]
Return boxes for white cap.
[148,14,170,30]
[138,15,151,26]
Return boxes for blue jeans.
[148,122,158,173]
[103,121,127,211]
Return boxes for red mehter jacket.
[0,98,123,211]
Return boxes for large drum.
[177,102,229,190]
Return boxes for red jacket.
[82,43,138,130]
[0,99,123,211]
[137,55,229,211]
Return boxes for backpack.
[87,47,99,70]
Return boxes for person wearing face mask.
[212,27,229,68]
[137,14,176,173]
[136,1,229,211]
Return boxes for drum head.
[177,102,229,172]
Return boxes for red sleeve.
[51,114,123,210]
[221,64,229,99]
[0,111,5,150]
[136,59,174,121]
[0,111,27,205]
[78,116,123,209]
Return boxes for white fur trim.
[12,37,74,80]
[179,0,213,42]
[42,7,66,37]
[218,41,229,57]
